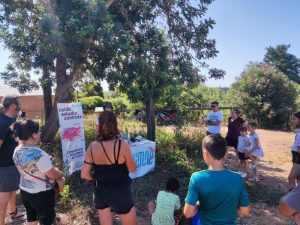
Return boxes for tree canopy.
[264,44,300,83]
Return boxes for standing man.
[205,101,224,135]
[0,96,25,224]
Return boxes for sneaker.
[241,172,247,178]
[8,208,27,223]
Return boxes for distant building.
[0,95,55,121]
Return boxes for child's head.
[240,127,248,136]
[166,177,180,193]
[13,120,40,143]
[292,112,300,128]
[247,121,257,132]
[202,134,227,163]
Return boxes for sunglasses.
[211,105,217,108]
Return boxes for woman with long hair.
[81,111,137,225]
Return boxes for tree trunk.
[42,65,53,122]
[41,54,82,144]
[146,94,155,141]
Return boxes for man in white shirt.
[205,101,223,135]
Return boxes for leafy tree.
[0,0,224,142]
[106,1,225,140]
[264,44,300,83]
[231,63,297,130]
[0,0,134,142]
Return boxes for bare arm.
[122,141,137,173]
[81,144,94,181]
[45,167,64,180]
[237,206,250,217]
[183,202,199,219]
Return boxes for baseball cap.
[2,96,20,108]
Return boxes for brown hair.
[202,134,227,160]
[96,111,120,141]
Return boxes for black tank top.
[91,139,131,187]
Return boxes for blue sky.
[1,0,300,94]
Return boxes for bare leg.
[148,201,156,215]
[118,207,137,225]
[0,192,11,225]
[7,191,17,213]
[288,164,298,189]
[26,221,38,225]
[97,207,114,225]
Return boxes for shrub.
[80,96,104,110]
[230,63,297,130]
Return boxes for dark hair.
[202,134,227,160]
[293,112,300,128]
[103,102,113,110]
[240,126,247,132]
[232,107,242,116]
[248,121,258,129]
[13,120,39,141]
[166,177,180,192]
[211,101,219,105]
[97,111,120,141]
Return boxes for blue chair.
[192,214,201,225]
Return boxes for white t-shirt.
[206,111,224,134]
[247,132,264,158]
[13,146,54,193]
[237,136,250,153]
[291,129,300,152]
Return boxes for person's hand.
[295,213,300,225]
[245,152,250,158]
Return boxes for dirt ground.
[11,128,297,225]
[134,128,297,225]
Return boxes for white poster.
[57,103,86,175]
[129,140,156,179]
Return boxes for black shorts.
[238,152,250,161]
[225,137,238,149]
[94,184,134,214]
[292,151,300,164]
[20,189,55,225]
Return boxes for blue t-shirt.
[185,170,249,225]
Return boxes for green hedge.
[80,96,104,110]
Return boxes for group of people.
[0,95,299,225]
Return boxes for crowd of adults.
[0,95,299,225]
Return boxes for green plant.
[80,96,104,111]
[59,184,71,206]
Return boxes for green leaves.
[232,63,297,130]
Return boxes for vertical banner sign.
[57,103,85,175]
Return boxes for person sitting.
[148,177,181,225]
[81,111,137,225]
[278,182,300,225]
[183,134,250,225]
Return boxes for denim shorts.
[0,165,20,192]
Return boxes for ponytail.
[13,120,40,141]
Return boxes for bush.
[80,96,104,110]
[230,63,297,130]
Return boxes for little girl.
[237,127,251,178]
[288,112,300,190]
[148,177,181,225]
[246,121,264,181]
[13,120,65,225]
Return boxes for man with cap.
[0,96,25,224]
